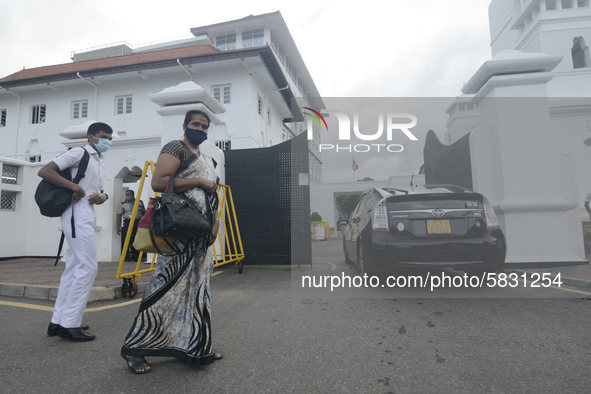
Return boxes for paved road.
[1,239,590,393]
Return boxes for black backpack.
[35,148,90,217]
[35,148,90,265]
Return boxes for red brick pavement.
[0,257,154,287]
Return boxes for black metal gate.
[424,130,473,190]
[224,133,311,265]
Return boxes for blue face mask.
[125,196,132,201]
[91,136,112,153]
[185,127,208,146]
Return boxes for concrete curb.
[0,281,150,302]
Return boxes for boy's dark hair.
[126,190,135,196]
[87,122,113,136]
[183,110,211,128]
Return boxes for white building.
[447,0,591,216]
[0,11,324,261]
[438,0,591,265]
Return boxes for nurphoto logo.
[304,108,419,153]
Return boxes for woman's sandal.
[213,349,223,360]
[121,353,151,374]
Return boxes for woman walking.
[121,110,221,374]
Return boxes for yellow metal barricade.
[311,221,330,240]
[116,160,245,285]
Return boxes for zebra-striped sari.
[121,150,218,366]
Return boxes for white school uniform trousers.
[51,145,105,328]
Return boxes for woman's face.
[184,114,209,133]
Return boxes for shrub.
[310,212,322,222]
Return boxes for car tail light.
[373,199,389,231]
[483,197,499,230]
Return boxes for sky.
[1,0,494,97]
[1,0,495,182]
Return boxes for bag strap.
[178,153,199,174]
[164,152,198,194]
[68,148,90,241]
[166,175,175,195]
[72,148,90,185]
[54,232,66,266]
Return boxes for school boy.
[38,122,113,341]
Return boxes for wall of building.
[0,60,303,260]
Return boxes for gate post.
[462,51,586,265]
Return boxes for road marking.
[85,298,141,312]
[521,279,591,296]
[0,271,225,312]
[0,300,54,312]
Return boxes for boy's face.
[88,130,113,143]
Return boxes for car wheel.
[344,236,352,264]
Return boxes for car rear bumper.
[366,230,506,270]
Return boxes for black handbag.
[150,176,214,254]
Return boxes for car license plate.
[426,219,451,234]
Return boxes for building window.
[216,34,236,51]
[212,85,231,104]
[31,105,46,124]
[28,155,41,163]
[267,109,272,126]
[242,29,264,48]
[215,140,231,151]
[257,95,263,115]
[0,191,17,211]
[1,164,18,185]
[1,109,6,127]
[115,95,132,115]
[71,100,88,119]
[271,33,286,66]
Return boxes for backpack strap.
[72,148,90,184]
[69,148,90,239]
[54,148,90,266]
[54,232,65,266]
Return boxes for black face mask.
[185,127,208,146]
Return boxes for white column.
[539,0,547,12]
[556,0,562,10]
[573,0,579,8]
[462,51,585,265]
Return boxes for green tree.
[357,176,375,182]
[336,195,360,216]
[310,212,322,222]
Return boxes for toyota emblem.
[431,209,445,217]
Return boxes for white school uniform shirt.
[52,145,105,203]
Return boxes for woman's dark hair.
[183,110,211,128]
